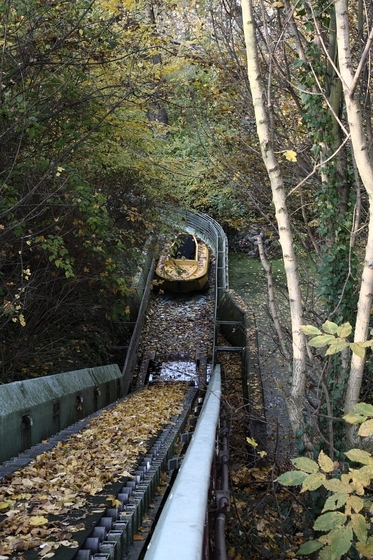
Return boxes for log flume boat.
[155,232,209,293]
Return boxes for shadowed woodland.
[2,0,373,557]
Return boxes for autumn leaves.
[0,383,188,557]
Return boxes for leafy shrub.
[277,318,373,558]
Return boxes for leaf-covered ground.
[138,288,215,362]
[218,347,311,559]
[0,383,188,558]
[228,254,294,460]
[138,261,308,558]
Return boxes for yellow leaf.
[272,0,284,7]
[324,478,352,493]
[107,495,123,508]
[343,413,366,424]
[29,515,49,527]
[346,496,364,515]
[357,539,373,556]
[284,149,297,162]
[318,450,334,473]
[351,480,365,496]
[300,471,326,492]
[352,466,373,486]
[358,419,373,437]
[246,437,258,448]
[22,478,34,487]
[350,342,365,359]
[40,544,53,557]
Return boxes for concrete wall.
[0,244,154,465]
[122,250,155,395]
[0,364,123,465]
[126,244,155,324]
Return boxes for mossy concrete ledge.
[0,364,123,465]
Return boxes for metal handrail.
[176,210,229,368]
[143,365,222,560]
[124,211,230,560]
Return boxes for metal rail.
[181,209,229,298]
[178,210,229,368]
[122,252,155,395]
[143,365,222,560]
[73,387,199,560]
[214,408,230,560]
[138,211,230,560]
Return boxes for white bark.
[335,0,373,424]
[241,0,308,441]
[257,235,291,362]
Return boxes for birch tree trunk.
[335,0,373,441]
[241,0,308,444]
[257,235,291,363]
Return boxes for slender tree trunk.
[241,0,308,444]
[335,0,373,441]
[146,5,168,125]
[257,235,291,362]
[327,9,351,217]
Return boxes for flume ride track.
[0,212,229,560]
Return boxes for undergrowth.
[218,341,307,559]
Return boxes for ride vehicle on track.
[155,232,209,293]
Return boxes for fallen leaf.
[30,516,49,527]
[284,149,297,162]
[246,437,258,448]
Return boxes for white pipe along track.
[144,365,222,560]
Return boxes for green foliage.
[301,321,373,359]
[161,60,251,229]
[0,0,170,381]
[317,232,359,325]
[277,433,373,559]
[279,322,373,558]
[275,470,308,486]
[40,236,75,278]
[292,1,358,325]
